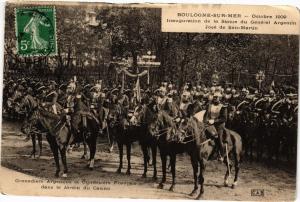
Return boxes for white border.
[0,1,299,202]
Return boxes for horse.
[18,94,43,158]
[148,108,242,199]
[274,100,297,162]
[106,100,158,179]
[107,101,137,175]
[161,98,180,117]
[133,103,158,179]
[226,102,257,161]
[26,106,99,177]
[19,94,65,158]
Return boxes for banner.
[116,67,148,78]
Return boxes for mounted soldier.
[65,79,77,113]
[90,82,103,116]
[223,87,232,107]
[179,83,193,117]
[19,87,39,141]
[117,87,130,116]
[202,87,209,106]
[203,90,228,160]
[117,87,131,129]
[156,87,168,111]
[266,90,278,112]
[231,88,239,105]
[42,81,60,115]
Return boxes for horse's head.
[227,106,236,121]
[142,101,158,128]
[129,105,145,126]
[21,118,31,135]
[177,118,189,136]
[148,110,175,138]
[146,107,159,136]
[107,104,122,128]
[21,106,40,134]
[14,95,28,115]
[27,107,40,125]
[177,117,206,142]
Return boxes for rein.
[178,124,208,145]
[152,127,171,138]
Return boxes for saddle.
[205,125,230,144]
[79,111,100,126]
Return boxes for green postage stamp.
[15,7,57,56]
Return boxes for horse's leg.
[196,159,206,199]
[30,133,36,158]
[275,134,281,162]
[158,150,167,189]
[244,134,249,159]
[232,148,241,189]
[46,135,60,177]
[126,143,131,175]
[256,130,262,161]
[87,137,97,170]
[266,133,273,161]
[189,153,199,197]
[141,144,148,178]
[286,130,292,162]
[81,141,88,159]
[151,143,157,180]
[116,142,123,173]
[223,143,233,187]
[223,158,232,187]
[249,138,253,162]
[169,153,176,191]
[60,146,68,178]
[37,133,42,158]
[108,129,114,153]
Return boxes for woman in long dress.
[24,12,50,50]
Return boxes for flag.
[271,80,275,87]
[270,80,275,91]
[135,77,141,103]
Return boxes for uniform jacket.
[203,103,228,125]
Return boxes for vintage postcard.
[0,1,299,201]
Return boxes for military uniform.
[203,91,228,157]
[179,89,192,117]
[44,90,59,114]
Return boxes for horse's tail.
[238,146,245,163]
[229,129,243,163]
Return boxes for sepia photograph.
[0,2,298,201]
